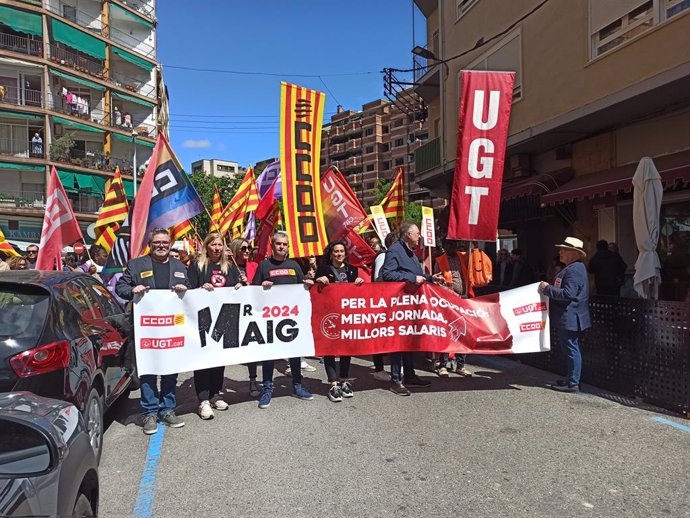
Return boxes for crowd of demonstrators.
[314,241,364,402]
[371,232,397,381]
[116,228,190,435]
[588,240,627,296]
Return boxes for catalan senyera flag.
[0,227,19,257]
[209,185,223,232]
[171,219,192,242]
[219,166,259,236]
[279,82,328,258]
[94,168,129,253]
[381,167,405,220]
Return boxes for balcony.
[67,191,103,213]
[45,0,103,34]
[0,86,43,108]
[0,190,46,210]
[112,0,155,19]
[346,139,361,151]
[109,70,156,99]
[345,156,362,168]
[0,31,42,57]
[414,136,440,175]
[412,50,440,103]
[48,43,105,78]
[47,92,109,127]
[0,137,45,159]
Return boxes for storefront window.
[659,201,690,302]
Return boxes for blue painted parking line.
[651,416,690,434]
[132,426,166,518]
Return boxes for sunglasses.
[239,246,250,251]
[27,250,38,254]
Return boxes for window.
[80,278,124,316]
[394,118,404,127]
[63,5,77,23]
[464,28,522,100]
[457,0,480,19]
[394,138,404,148]
[366,182,375,190]
[366,164,374,172]
[382,143,390,152]
[217,164,235,173]
[590,1,655,58]
[364,128,374,136]
[383,161,391,170]
[365,145,374,154]
[395,157,404,166]
[382,125,389,134]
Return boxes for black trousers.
[262,357,302,385]
[193,366,225,402]
[324,356,351,382]
[373,353,385,371]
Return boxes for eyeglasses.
[150,241,170,247]
[239,246,250,252]
[27,250,38,254]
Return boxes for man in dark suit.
[539,237,591,393]
[116,227,190,434]
[588,239,627,295]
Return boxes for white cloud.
[182,139,211,149]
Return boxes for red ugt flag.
[447,71,515,242]
[36,166,84,270]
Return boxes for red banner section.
[311,282,548,356]
[448,71,515,242]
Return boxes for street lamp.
[132,130,138,197]
[412,45,438,61]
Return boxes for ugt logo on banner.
[447,71,515,242]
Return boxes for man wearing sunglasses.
[26,244,39,269]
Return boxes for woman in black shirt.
[188,232,240,420]
[314,240,364,402]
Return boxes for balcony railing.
[48,43,105,78]
[0,32,43,57]
[109,29,155,59]
[47,92,109,127]
[112,0,155,19]
[0,190,46,210]
[413,55,430,82]
[44,0,103,34]
[68,191,103,213]
[414,136,441,175]
[0,137,45,159]
[0,86,43,108]
[108,71,156,99]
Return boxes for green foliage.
[189,170,244,236]
[50,133,75,161]
[367,179,422,225]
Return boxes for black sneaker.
[390,381,411,396]
[328,384,343,402]
[340,381,354,398]
[403,375,431,387]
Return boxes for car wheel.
[72,493,94,517]
[84,388,104,464]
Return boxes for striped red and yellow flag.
[209,185,223,232]
[219,167,257,236]
[171,219,192,242]
[94,168,129,253]
[381,167,405,220]
[0,227,20,257]
[244,166,260,214]
[279,82,327,258]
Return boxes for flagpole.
[132,131,138,197]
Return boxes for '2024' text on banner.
[134,283,550,376]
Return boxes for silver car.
[0,392,98,517]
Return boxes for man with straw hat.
[538,237,591,393]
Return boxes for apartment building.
[191,158,243,179]
[413,0,690,300]
[320,89,430,208]
[0,0,164,244]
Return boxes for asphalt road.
[100,356,690,518]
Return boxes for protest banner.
[370,205,391,242]
[134,283,549,375]
[447,71,515,242]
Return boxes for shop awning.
[50,68,105,91]
[51,19,106,60]
[111,45,153,72]
[0,161,44,172]
[53,115,105,133]
[112,90,155,109]
[501,168,574,201]
[0,5,43,37]
[0,109,43,121]
[541,160,690,205]
[110,3,153,29]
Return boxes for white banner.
[134,285,315,375]
[421,206,435,247]
[370,204,391,242]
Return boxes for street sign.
[73,242,85,254]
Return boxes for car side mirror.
[0,418,56,477]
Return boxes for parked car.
[0,392,98,517]
[0,270,136,463]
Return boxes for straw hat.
[555,236,587,257]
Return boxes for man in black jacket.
[381,221,444,395]
[588,240,627,296]
[116,228,190,435]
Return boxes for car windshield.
[0,286,50,343]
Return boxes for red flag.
[340,228,376,268]
[447,71,515,241]
[255,179,277,220]
[255,201,280,261]
[36,166,84,270]
[320,167,369,240]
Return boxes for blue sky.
[157,1,426,170]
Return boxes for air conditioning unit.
[510,153,531,179]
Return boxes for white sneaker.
[198,400,214,420]
[301,360,317,372]
[212,398,229,411]
[372,370,390,382]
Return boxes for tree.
[188,170,244,235]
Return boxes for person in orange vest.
[433,238,473,377]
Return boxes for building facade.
[0,0,163,245]
[191,158,242,179]
[320,89,431,208]
[413,0,690,301]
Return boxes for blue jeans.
[140,374,178,417]
[390,352,416,383]
[558,328,582,387]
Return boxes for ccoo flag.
[279,82,328,258]
[130,134,205,257]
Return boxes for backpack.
[470,248,493,287]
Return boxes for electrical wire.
[163,64,377,78]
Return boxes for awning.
[112,90,155,109]
[0,161,44,172]
[0,109,43,121]
[123,179,134,198]
[111,45,153,72]
[541,159,690,205]
[110,3,153,29]
[58,169,106,193]
[53,116,105,133]
[50,68,105,91]
[51,19,106,60]
[111,132,155,148]
[0,5,43,37]
[501,169,574,201]
[57,170,77,192]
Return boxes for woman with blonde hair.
[188,232,239,419]
[8,256,28,270]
